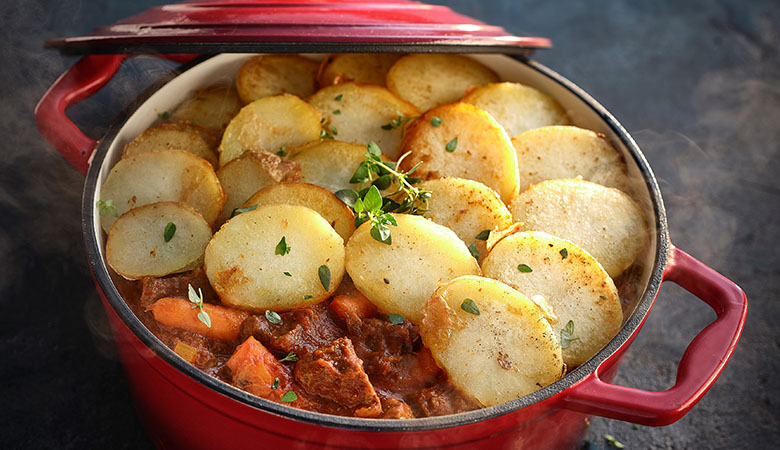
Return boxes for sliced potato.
[461,82,570,137]
[243,182,355,241]
[386,54,498,112]
[307,82,419,159]
[509,178,648,278]
[218,94,322,166]
[216,150,300,223]
[290,140,370,192]
[511,126,630,192]
[316,53,402,88]
[122,122,218,167]
[344,214,480,323]
[99,150,225,231]
[481,231,623,367]
[236,54,319,104]
[106,202,212,279]
[398,102,519,204]
[170,84,241,134]
[420,275,563,406]
[204,204,345,311]
[418,177,512,263]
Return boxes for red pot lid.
[45,0,551,55]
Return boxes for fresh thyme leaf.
[349,161,372,184]
[281,391,298,402]
[163,222,176,242]
[279,351,299,362]
[445,136,458,152]
[197,310,212,328]
[283,271,292,277]
[318,265,331,291]
[158,111,171,120]
[560,320,580,349]
[372,174,393,190]
[334,189,359,208]
[461,298,480,315]
[271,377,279,390]
[333,109,341,115]
[370,222,392,245]
[604,434,624,449]
[275,236,291,256]
[468,243,479,259]
[367,141,382,158]
[187,284,212,328]
[334,94,343,101]
[381,123,394,130]
[600,295,607,300]
[276,145,287,157]
[431,116,442,127]
[319,128,335,139]
[363,185,383,212]
[380,112,413,132]
[96,199,118,217]
[560,248,569,259]
[475,230,491,241]
[265,310,282,325]
[388,313,405,325]
[231,204,257,217]
[517,264,533,273]
[345,292,357,297]
[303,294,314,299]
[328,124,339,135]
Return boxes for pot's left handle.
[35,54,129,174]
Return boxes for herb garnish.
[388,313,405,325]
[283,271,292,277]
[560,320,580,349]
[599,295,607,300]
[334,94,343,101]
[281,391,298,402]
[333,109,341,115]
[231,204,257,217]
[319,128,336,139]
[163,222,176,242]
[475,230,490,241]
[354,185,397,244]
[318,265,331,291]
[328,124,339,136]
[381,111,413,132]
[97,199,118,217]
[275,236,291,256]
[265,310,282,325]
[431,116,443,127]
[188,284,211,328]
[158,111,171,120]
[303,294,314,300]
[279,351,299,362]
[276,145,287,157]
[560,248,569,259]
[604,434,625,449]
[445,137,458,152]
[468,243,479,259]
[517,264,533,273]
[271,377,279,390]
[461,298,480,316]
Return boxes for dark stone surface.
[1,0,777,449]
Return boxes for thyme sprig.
[187,284,211,328]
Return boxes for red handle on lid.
[559,246,747,426]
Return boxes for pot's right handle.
[560,246,747,426]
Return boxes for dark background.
[1,0,778,449]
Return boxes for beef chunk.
[379,397,415,419]
[345,315,418,377]
[294,337,381,417]
[410,382,480,417]
[138,268,217,309]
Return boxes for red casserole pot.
[36,2,747,449]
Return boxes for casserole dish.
[35,1,747,448]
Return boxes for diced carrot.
[227,337,290,398]
[329,293,377,320]
[147,297,249,341]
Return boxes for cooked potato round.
[243,182,356,241]
[290,140,371,192]
[236,54,319,104]
[170,84,241,134]
[512,126,630,192]
[307,82,419,160]
[106,202,212,280]
[509,178,648,278]
[420,275,563,406]
[122,122,218,167]
[316,53,402,88]
[204,204,345,311]
[398,102,519,204]
[344,214,480,323]
[482,231,623,367]
[418,177,512,264]
[387,54,499,112]
[218,94,322,166]
[461,82,570,137]
[99,150,225,232]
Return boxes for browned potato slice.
[204,205,345,311]
[420,275,563,406]
[344,214,481,323]
[512,126,630,192]
[418,177,512,263]
[290,140,369,192]
[99,150,225,232]
[316,53,402,88]
[509,178,648,278]
[236,54,319,104]
[243,182,356,241]
[307,82,419,159]
[218,94,322,166]
[482,231,623,367]
[461,82,570,137]
[106,202,212,280]
[386,54,498,112]
[216,150,300,223]
[122,122,218,167]
[398,103,519,204]
[170,84,241,134]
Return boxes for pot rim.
[82,54,669,432]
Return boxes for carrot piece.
[147,297,249,341]
[329,293,377,320]
[173,341,198,363]
[227,337,290,398]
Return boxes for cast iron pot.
[36,50,747,449]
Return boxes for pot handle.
[560,246,747,426]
